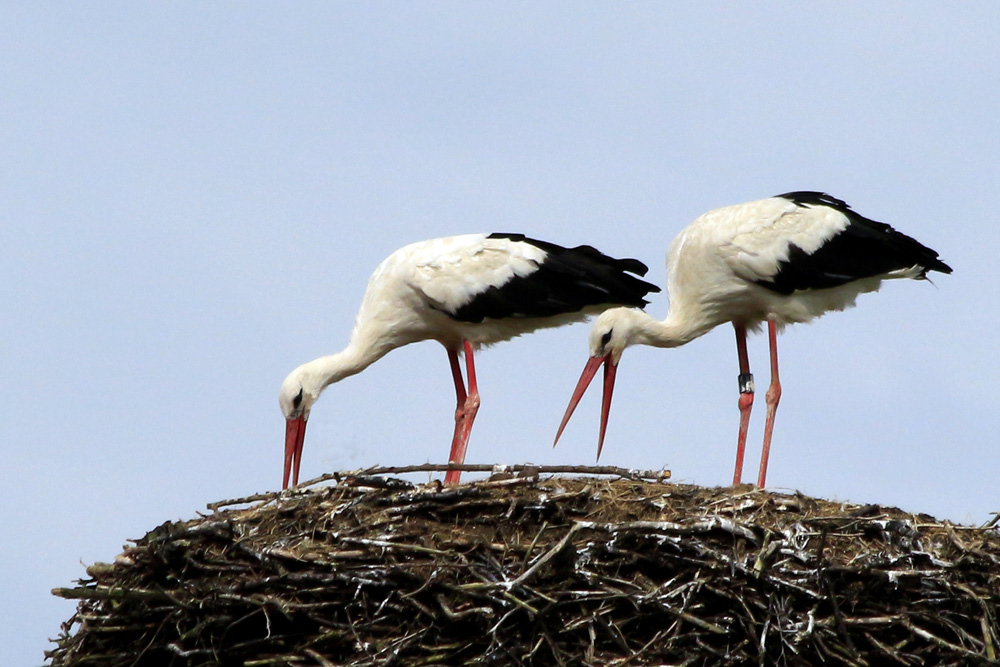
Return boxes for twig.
[52,586,172,602]
[206,464,670,510]
[303,463,671,489]
[508,524,583,588]
[903,618,998,664]
[576,516,758,542]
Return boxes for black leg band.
[738,373,755,394]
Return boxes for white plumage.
[554,192,951,487]
[279,232,659,489]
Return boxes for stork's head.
[555,307,644,459]
[587,307,646,364]
[278,366,322,490]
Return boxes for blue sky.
[3,4,998,665]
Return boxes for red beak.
[554,354,618,460]
[283,416,307,490]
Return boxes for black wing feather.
[449,233,660,323]
[755,192,952,295]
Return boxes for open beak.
[554,354,618,459]
[283,416,307,490]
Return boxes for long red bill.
[283,417,307,490]
[598,358,617,460]
[554,354,617,459]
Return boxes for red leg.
[445,347,468,485]
[758,320,781,487]
[448,347,468,406]
[445,341,480,485]
[733,323,754,486]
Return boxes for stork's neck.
[302,334,395,392]
[633,307,711,349]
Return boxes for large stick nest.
[49,467,1000,666]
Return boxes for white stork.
[279,232,659,489]
[554,192,952,487]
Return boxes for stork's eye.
[600,329,613,348]
[292,389,304,410]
